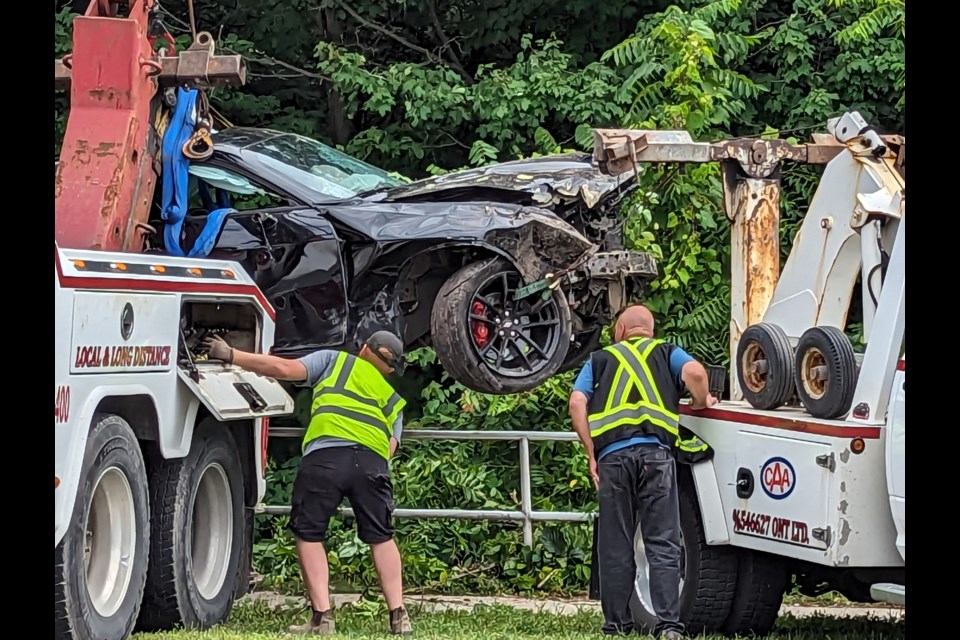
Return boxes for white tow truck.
[55,246,294,640]
[54,7,297,640]
[592,112,905,636]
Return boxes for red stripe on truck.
[679,405,882,439]
[55,246,276,320]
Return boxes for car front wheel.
[431,256,571,394]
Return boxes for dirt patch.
[240,591,904,620]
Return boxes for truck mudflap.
[178,362,295,421]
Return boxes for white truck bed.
[679,400,879,438]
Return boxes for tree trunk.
[321,9,355,146]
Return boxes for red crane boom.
[54,0,246,252]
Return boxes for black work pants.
[597,444,683,637]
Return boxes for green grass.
[133,601,904,640]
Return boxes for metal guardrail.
[262,428,595,546]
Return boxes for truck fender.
[159,380,202,460]
[690,459,731,545]
[55,384,161,548]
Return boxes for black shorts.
[289,444,395,545]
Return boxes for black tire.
[630,476,739,636]
[137,420,245,631]
[431,256,571,394]
[55,414,150,640]
[234,508,255,600]
[722,549,788,636]
[736,323,795,410]
[793,325,858,419]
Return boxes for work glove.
[202,335,234,364]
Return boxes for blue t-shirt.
[573,345,694,461]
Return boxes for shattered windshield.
[241,132,405,200]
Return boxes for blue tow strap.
[160,88,235,258]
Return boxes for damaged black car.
[147,127,657,394]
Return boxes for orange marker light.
[150,265,166,273]
[71,259,86,269]
[222,269,235,279]
[110,263,127,271]
[55,476,60,489]
[188,268,203,276]
[851,438,866,455]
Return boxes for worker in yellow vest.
[203,331,413,636]
[568,305,715,639]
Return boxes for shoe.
[288,609,335,635]
[601,626,633,636]
[389,607,413,635]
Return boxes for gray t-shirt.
[299,350,403,456]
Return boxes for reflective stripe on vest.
[301,352,406,459]
[588,338,708,455]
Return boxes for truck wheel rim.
[633,525,686,616]
[800,347,829,399]
[741,342,769,393]
[192,463,233,601]
[468,271,562,378]
[84,467,137,618]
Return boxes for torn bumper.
[581,250,658,280]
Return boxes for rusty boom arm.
[592,114,905,401]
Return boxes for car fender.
[397,240,528,282]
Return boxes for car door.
[186,165,351,354]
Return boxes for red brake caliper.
[471,301,490,347]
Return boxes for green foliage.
[55,0,902,596]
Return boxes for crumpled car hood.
[364,153,638,210]
[208,199,595,284]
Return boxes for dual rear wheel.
[628,475,789,637]
[56,415,246,640]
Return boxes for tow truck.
[591,112,905,635]
[55,3,294,639]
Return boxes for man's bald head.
[614,305,655,342]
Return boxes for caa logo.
[760,457,795,500]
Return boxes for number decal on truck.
[731,508,811,546]
[54,385,71,424]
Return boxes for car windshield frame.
[229,131,405,203]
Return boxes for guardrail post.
[519,436,533,547]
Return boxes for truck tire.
[793,325,858,419]
[630,476,738,636]
[55,414,150,640]
[431,256,571,394]
[137,420,245,631]
[736,323,795,410]
[722,549,788,636]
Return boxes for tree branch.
[246,54,331,82]
[425,0,473,84]
[338,1,469,83]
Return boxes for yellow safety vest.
[302,351,407,460]
[588,338,710,460]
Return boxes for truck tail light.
[897,358,905,372]
[260,417,270,478]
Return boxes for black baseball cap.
[366,330,405,373]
